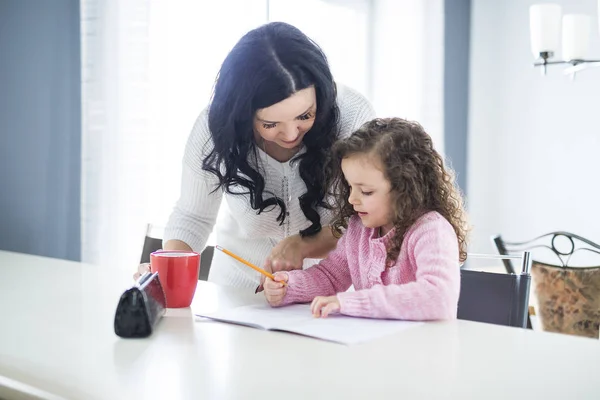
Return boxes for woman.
[159,22,375,289]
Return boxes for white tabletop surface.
[0,250,599,400]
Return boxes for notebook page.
[196,303,315,330]
[196,303,423,344]
[281,309,424,344]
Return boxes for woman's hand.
[257,235,305,292]
[264,272,289,307]
[310,295,341,318]
[265,226,338,273]
[133,240,192,280]
[257,228,339,293]
[133,263,151,280]
[265,235,305,273]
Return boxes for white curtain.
[80,0,444,269]
[81,0,155,268]
[81,0,267,269]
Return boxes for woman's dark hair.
[328,118,469,264]
[203,22,340,237]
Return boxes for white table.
[0,251,599,400]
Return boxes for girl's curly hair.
[327,118,469,264]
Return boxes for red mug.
[150,250,200,308]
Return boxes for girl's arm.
[279,231,352,305]
[337,218,461,320]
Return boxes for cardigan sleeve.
[163,107,223,253]
[337,216,461,320]
[279,230,353,305]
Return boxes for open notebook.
[194,303,422,345]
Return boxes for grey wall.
[0,0,81,261]
[467,0,600,258]
[444,0,471,195]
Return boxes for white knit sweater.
[164,84,376,288]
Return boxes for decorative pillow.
[531,261,600,338]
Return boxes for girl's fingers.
[264,277,286,306]
[322,303,337,318]
[266,293,285,306]
[264,278,284,290]
[273,272,288,284]
[266,288,286,298]
[310,298,318,315]
[311,298,324,317]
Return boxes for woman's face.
[253,86,317,154]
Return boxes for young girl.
[263,117,468,320]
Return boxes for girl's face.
[253,86,317,159]
[341,153,394,235]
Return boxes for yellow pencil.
[215,245,287,286]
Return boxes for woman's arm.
[163,108,223,253]
[163,239,193,252]
[299,225,339,259]
[337,84,376,136]
[262,225,339,284]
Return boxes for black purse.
[114,271,166,338]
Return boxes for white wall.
[468,0,600,264]
[371,0,445,152]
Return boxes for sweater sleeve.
[280,231,353,305]
[163,108,223,253]
[336,217,461,320]
[337,84,376,139]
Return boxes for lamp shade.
[530,4,562,57]
[562,14,591,60]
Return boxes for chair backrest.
[458,252,532,328]
[198,246,214,282]
[493,232,600,338]
[493,232,600,274]
[140,225,214,281]
[140,235,162,264]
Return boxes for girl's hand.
[264,272,289,307]
[257,236,305,292]
[310,295,341,318]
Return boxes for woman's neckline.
[257,143,306,165]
